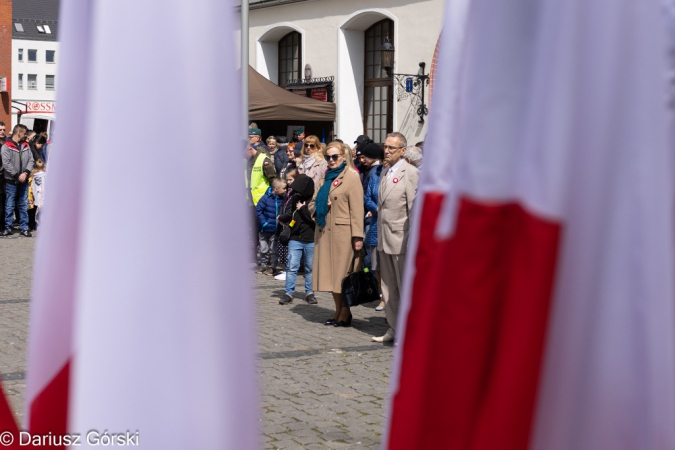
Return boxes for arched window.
[364,19,394,143]
[278,31,301,87]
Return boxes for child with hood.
[255,177,286,275]
[277,174,316,305]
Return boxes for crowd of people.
[0,122,49,238]
[246,124,423,343]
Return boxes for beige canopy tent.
[248,66,336,121]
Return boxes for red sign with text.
[25,102,56,113]
[310,88,328,102]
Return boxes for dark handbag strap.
[348,249,363,274]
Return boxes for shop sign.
[310,88,328,102]
[26,102,56,112]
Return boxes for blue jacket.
[363,164,383,247]
[256,187,283,233]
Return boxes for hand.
[352,238,363,251]
[276,215,281,223]
[18,173,26,183]
[365,211,372,218]
[296,201,305,210]
[327,200,332,207]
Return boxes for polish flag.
[385,0,675,449]
[24,1,258,449]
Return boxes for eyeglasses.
[383,145,404,150]
[325,154,341,162]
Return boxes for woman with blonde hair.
[298,135,327,185]
[312,141,364,327]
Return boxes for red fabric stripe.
[388,194,561,450]
[0,379,21,449]
[28,360,70,449]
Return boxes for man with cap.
[353,135,372,178]
[249,127,270,155]
[293,127,306,145]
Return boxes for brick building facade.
[0,0,11,127]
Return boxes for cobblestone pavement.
[0,233,34,428]
[0,238,393,448]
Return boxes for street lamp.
[382,38,395,77]
[380,40,430,124]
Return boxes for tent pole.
[242,0,249,139]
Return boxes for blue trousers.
[5,183,28,231]
[285,240,314,296]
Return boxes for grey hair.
[404,146,423,167]
[386,132,407,148]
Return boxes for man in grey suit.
[373,132,419,343]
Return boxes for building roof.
[12,0,60,41]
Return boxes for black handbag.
[341,251,381,307]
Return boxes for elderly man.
[404,145,423,169]
[373,132,419,343]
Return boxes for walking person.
[313,142,364,327]
[373,132,419,342]
[1,125,33,237]
[278,174,317,305]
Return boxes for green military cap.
[293,127,305,136]
[249,128,262,136]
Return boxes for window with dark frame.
[364,19,394,144]
[28,49,37,62]
[46,50,55,63]
[278,31,301,87]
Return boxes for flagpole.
[242,0,249,139]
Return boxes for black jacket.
[278,174,315,243]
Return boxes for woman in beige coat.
[312,142,364,327]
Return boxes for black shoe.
[334,314,353,327]
[1,228,12,236]
[19,230,32,237]
[305,293,317,305]
[279,294,293,305]
[324,318,337,326]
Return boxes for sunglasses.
[306,143,317,149]
[325,154,341,162]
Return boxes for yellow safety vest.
[249,153,270,206]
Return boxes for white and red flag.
[23,0,258,448]
[386,0,675,449]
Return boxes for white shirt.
[387,159,404,181]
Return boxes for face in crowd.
[0,125,6,139]
[304,138,320,155]
[296,131,305,141]
[249,134,261,146]
[384,135,406,167]
[267,139,277,152]
[324,144,345,169]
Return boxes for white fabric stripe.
[25,0,94,423]
[68,1,259,448]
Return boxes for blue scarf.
[315,162,346,227]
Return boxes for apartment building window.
[18,49,23,62]
[46,50,55,63]
[46,75,55,90]
[18,74,23,90]
[364,19,394,143]
[27,74,37,90]
[28,49,37,62]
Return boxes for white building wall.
[248,0,444,144]
[11,39,60,126]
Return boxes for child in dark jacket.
[277,174,316,305]
[256,177,286,275]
